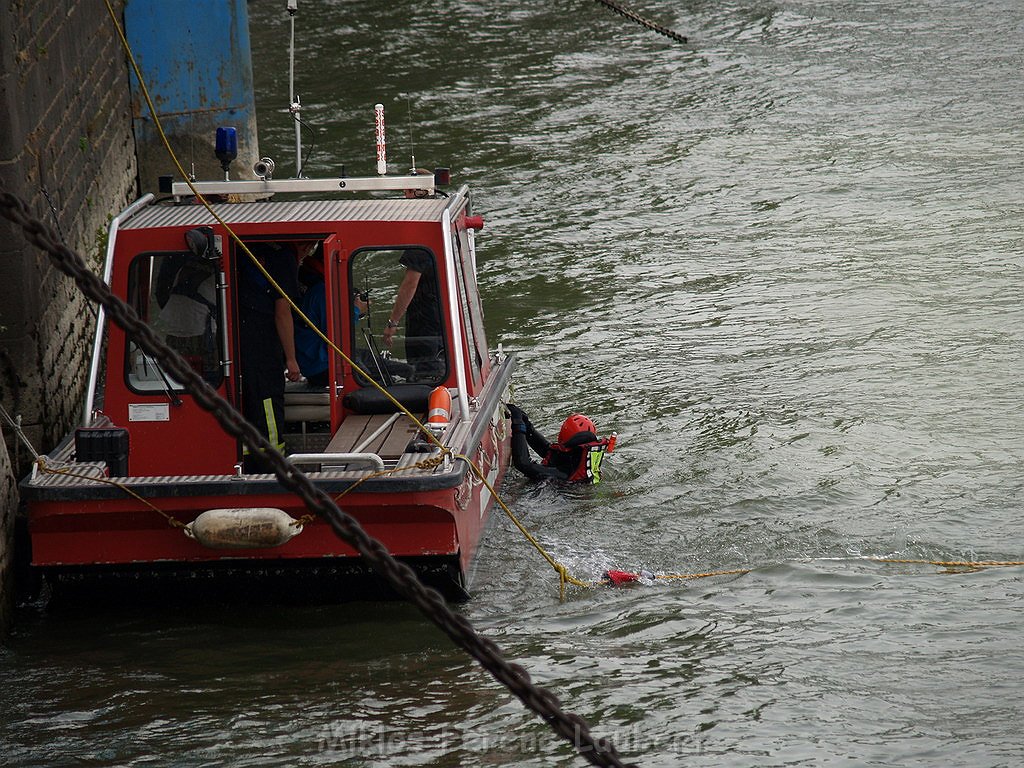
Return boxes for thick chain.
[594,0,689,44]
[0,189,638,768]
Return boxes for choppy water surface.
[3,1,1023,765]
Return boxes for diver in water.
[507,403,615,484]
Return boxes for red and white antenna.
[374,103,387,175]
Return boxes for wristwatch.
[386,319,399,329]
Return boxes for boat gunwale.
[20,354,516,502]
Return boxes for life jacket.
[542,431,614,484]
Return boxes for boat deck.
[327,413,421,456]
[26,412,457,491]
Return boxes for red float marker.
[602,569,655,585]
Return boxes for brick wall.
[0,0,138,634]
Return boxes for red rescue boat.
[20,157,515,601]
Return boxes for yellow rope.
[455,453,593,593]
[654,569,751,581]
[869,558,1024,568]
[101,0,440,448]
[100,4,1024,596]
[288,454,450,529]
[36,458,185,529]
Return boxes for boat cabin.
[98,190,492,476]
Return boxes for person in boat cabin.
[294,244,368,387]
[152,254,218,379]
[381,247,444,379]
[507,404,615,484]
[293,244,330,387]
[237,241,301,470]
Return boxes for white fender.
[185,507,303,549]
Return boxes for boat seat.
[284,382,330,422]
[343,383,433,415]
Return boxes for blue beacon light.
[215,127,238,177]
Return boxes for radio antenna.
[287,0,302,177]
[407,97,416,172]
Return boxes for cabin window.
[450,231,483,386]
[349,247,448,386]
[452,228,491,385]
[125,251,222,391]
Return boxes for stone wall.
[0,427,15,632]
[0,0,139,634]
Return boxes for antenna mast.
[375,104,387,175]
[407,97,416,172]
[287,0,302,177]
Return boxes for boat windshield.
[125,251,223,391]
[349,247,448,387]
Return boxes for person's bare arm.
[382,269,422,348]
[275,297,301,380]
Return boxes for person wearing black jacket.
[508,404,614,484]
[237,242,300,471]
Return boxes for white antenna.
[407,97,416,172]
[287,0,302,177]
[375,103,387,175]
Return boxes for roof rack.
[164,173,434,200]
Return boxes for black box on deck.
[75,427,130,477]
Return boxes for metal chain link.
[0,189,639,768]
[594,0,689,44]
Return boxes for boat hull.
[25,397,512,602]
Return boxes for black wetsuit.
[508,404,590,482]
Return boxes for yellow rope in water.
[654,569,751,581]
[456,454,592,599]
[98,3,1024,596]
[833,559,1017,572]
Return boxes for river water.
[3,1,1023,765]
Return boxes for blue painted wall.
[124,0,259,189]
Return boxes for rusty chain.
[0,189,639,767]
[594,0,689,44]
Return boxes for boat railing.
[83,193,155,425]
[166,174,435,200]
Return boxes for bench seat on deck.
[326,413,422,458]
[285,382,436,424]
[343,383,433,415]
[284,383,330,422]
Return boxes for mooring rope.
[34,458,186,529]
[0,401,40,461]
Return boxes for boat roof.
[121,197,454,230]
